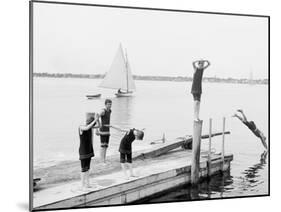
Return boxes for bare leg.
[128,163,137,177]
[85,171,91,188]
[100,148,105,163]
[104,147,108,163]
[256,129,268,150]
[100,147,107,163]
[121,163,129,179]
[194,100,201,121]
[80,172,86,188]
[259,137,268,150]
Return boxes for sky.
[33,2,268,79]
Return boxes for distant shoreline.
[33,72,268,85]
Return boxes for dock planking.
[33,148,233,210]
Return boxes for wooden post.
[221,117,226,171]
[208,118,212,176]
[191,120,203,185]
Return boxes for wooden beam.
[133,131,230,160]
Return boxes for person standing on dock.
[233,109,267,150]
[97,99,112,163]
[108,125,144,179]
[191,59,211,121]
[78,113,100,189]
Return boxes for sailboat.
[99,44,136,97]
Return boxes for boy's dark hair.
[137,130,144,140]
[105,99,112,105]
[86,113,95,125]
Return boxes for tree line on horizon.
[33,72,268,85]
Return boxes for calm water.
[33,77,268,198]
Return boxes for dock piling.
[208,118,212,176]
[191,120,203,185]
[221,117,226,170]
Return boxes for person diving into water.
[233,109,268,150]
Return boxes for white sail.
[99,44,136,91]
[126,57,136,91]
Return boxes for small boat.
[86,94,101,99]
[33,178,41,189]
[115,90,133,97]
[99,43,136,97]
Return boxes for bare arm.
[79,115,100,134]
[99,109,105,117]
[192,60,200,69]
[106,125,129,133]
[192,61,197,69]
[203,60,211,69]
[233,114,244,123]
[237,110,248,122]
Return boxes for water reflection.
[243,151,267,180]
[145,171,233,203]
[145,151,268,203]
[111,97,135,127]
[109,97,135,142]
[237,151,268,190]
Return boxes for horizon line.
[33,72,269,80]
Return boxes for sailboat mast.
[125,48,129,92]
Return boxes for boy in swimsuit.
[97,99,112,163]
[78,113,100,189]
[191,59,211,121]
[233,109,267,150]
[108,125,144,179]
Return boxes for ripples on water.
[145,151,268,202]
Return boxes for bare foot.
[261,136,268,150]
[80,186,92,192]
[100,162,107,166]
[85,184,96,189]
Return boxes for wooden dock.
[33,148,233,210]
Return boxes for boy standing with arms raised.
[78,112,100,189]
[191,59,210,121]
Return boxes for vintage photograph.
[30,1,269,210]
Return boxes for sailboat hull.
[86,94,101,99]
[115,92,133,97]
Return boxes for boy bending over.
[109,125,144,179]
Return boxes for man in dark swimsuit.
[191,59,210,121]
[233,109,267,150]
[78,112,100,189]
[98,99,112,163]
[108,125,144,179]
